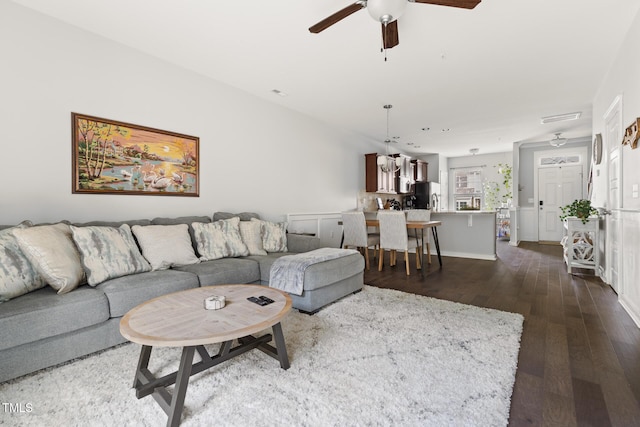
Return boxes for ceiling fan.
[309,0,481,53]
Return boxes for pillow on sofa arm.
[70,224,151,286]
[192,217,249,260]
[0,221,47,302]
[131,224,200,270]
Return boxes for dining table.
[365,219,442,276]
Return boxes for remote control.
[259,296,274,304]
[247,296,268,306]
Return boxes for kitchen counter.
[430,210,496,214]
[430,211,496,260]
[362,209,497,260]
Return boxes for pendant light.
[377,104,402,172]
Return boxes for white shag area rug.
[0,286,523,427]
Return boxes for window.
[540,155,581,166]
[453,167,483,210]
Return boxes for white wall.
[592,8,640,210]
[0,2,372,225]
[591,7,640,327]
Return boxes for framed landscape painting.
[72,113,199,196]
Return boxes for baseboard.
[620,298,640,328]
[438,251,496,261]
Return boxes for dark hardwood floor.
[363,240,640,426]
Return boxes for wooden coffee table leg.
[167,346,196,427]
[134,345,152,388]
[271,322,290,370]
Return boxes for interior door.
[604,98,622,292]
[538,165,583,242]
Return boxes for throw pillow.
[192,217,249,261]
[251,218,288,253]
[70,224,152,286]
[238,220,267,256]
[131,224,200,270]
[0,221,47,302]
[13,223,85,294]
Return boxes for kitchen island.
[430,211,496,260]
[362,210,496,261]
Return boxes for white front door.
[538,165,583,242]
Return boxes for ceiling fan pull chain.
[382,21,388,61]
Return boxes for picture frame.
[72,113,199,196]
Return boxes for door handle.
[539,200,543,210]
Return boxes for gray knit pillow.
[0,221,46,302]
[70,224,151,286]
[192,217,249,261]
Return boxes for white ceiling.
[11,0,640,157]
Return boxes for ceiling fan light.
[367,0,407,23]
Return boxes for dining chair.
[377,211,421,275]
[341,211,380,270]
[406,209,432,265]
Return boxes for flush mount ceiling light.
[377,104,403,172]
[549,133,568,147]
[469,148,479,155]
[540,112,581,124]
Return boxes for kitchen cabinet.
[411,160,428,182]
[365,153,397,194]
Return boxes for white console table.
[562,217,598,274]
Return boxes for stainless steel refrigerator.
[414,181,441,210]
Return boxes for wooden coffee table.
[119,284,292,427]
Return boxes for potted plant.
[483,163,512,210]
[559,199,598,224]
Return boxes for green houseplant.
[483,163,512,210]
[559,199,598,224]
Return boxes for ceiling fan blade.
[309,2,366,33]
[382,20,399,49]
[411,0,481,9]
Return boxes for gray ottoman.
[250,252,365,314]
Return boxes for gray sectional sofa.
[0,212,364,383]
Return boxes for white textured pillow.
[131,224,200,270]
[239,220,267,256]
[192,217,249,261]
[0,221,46,302]
[71,224,152,285]
[13,223,84,294]
[251,218,288,253]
